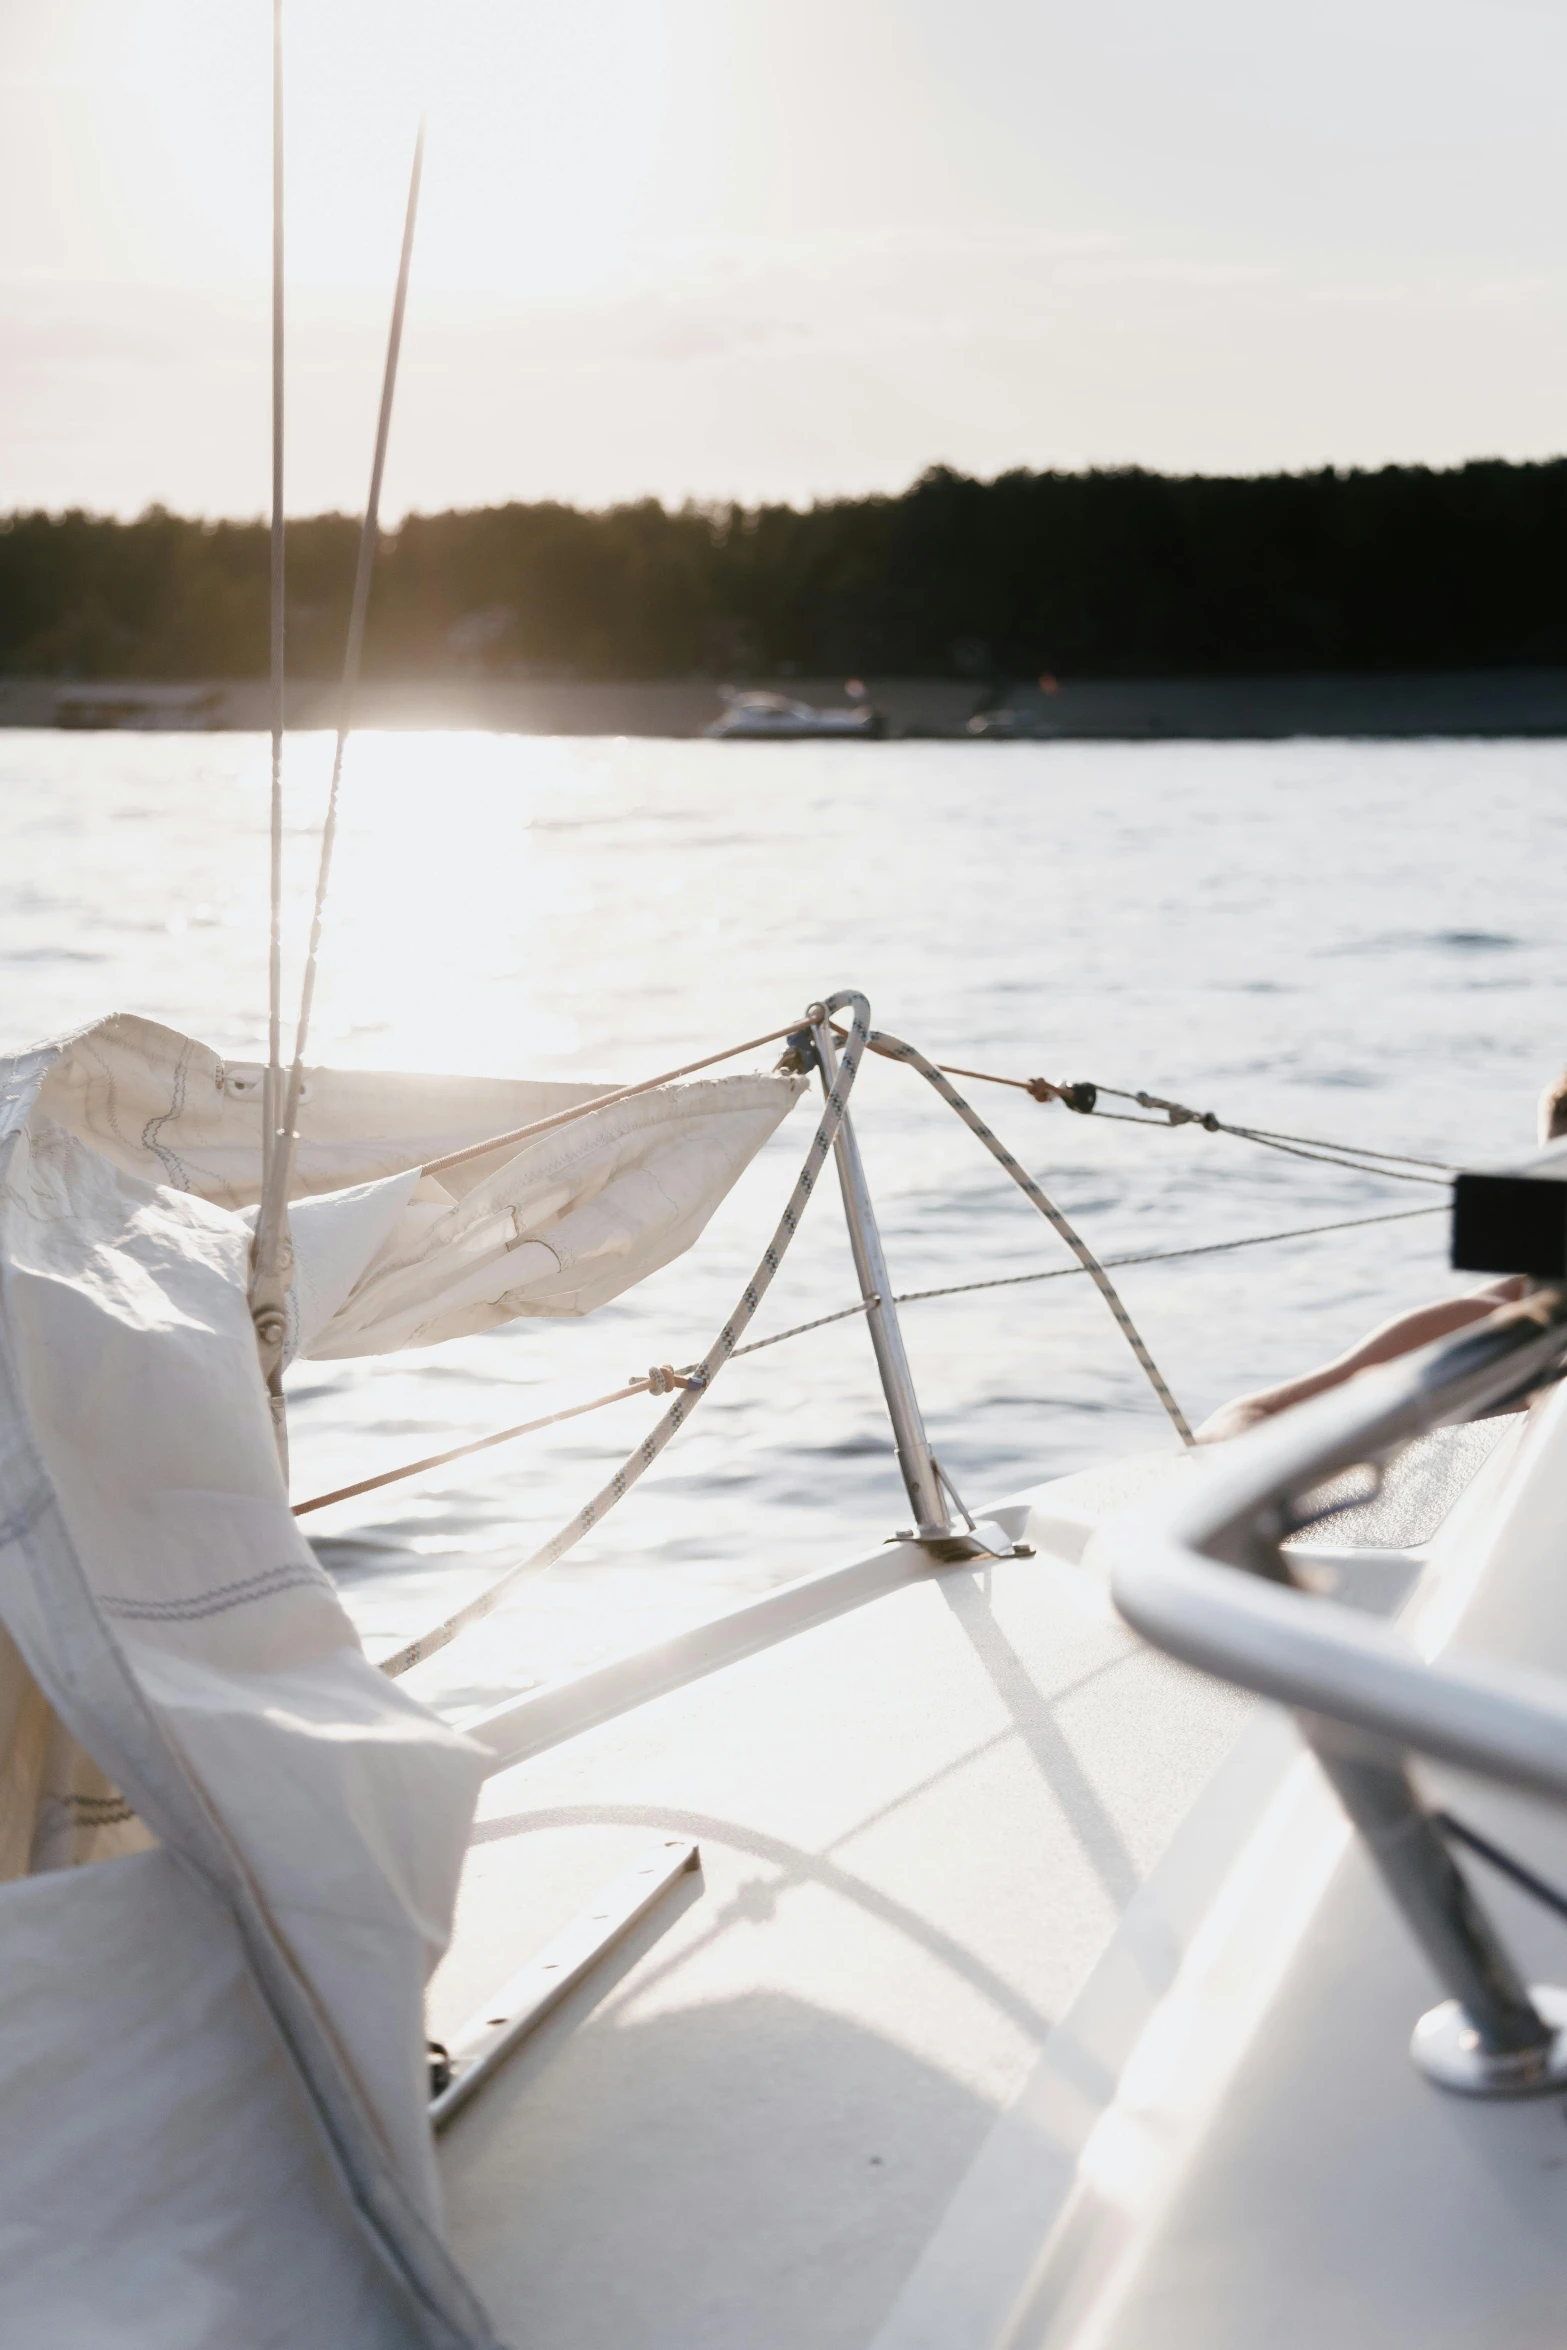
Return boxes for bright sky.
[4,0,1567,518]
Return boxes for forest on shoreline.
[4,457,1567,684]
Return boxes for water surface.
[2,729,1561,1718]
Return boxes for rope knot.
[252,1305,288,1351]
[644,1363,700,1396]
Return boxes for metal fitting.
[775,1026,822,1078]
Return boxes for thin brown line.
[292,1381,650,1516]
[421,1023,800,1179]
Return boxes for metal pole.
[809,1007,950,1541]
[1310,1734,1567,2093]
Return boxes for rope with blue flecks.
[860,1026,1197,1446]
[367,1008,1460,1675]
[376,989,875,1679]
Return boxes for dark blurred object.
[1453,1164,1567,1280]
[705,688,886,741]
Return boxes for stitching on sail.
[97,1561,330,1621]
[140,1037,196,1193]
[59,1793,137,1825]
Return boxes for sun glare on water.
[297,730,588,1076]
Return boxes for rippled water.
[2,728,1562,1719]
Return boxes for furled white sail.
[38,1014,806,1360]
[0,1015,803,2345]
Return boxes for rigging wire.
[279,1001,1464,1665]
[1435,1811,1567,1930]
[844,1031,1457,1183]
[290,1200,1441,1523]
[865,1025,1197,1445]
[1072,1110,1451,1183]
[888,1200,1444,1305]
[251,118,426,1428]
[1195,1120,1452,1172]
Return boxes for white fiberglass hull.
[432,1451,1239,2348]
[428,1420,1527,2347]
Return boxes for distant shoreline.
[6,667,1567,741]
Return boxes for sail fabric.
[38,1013,806,1360]
[0,1850,455,2349]
[0,1017,801,2345]
[34,1013,616,1208]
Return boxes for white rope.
[301,1008,1461,1674]
[371,1022,1201,1677]
[377,990,876,1679]
[866,1027,1197,1446]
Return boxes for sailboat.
[4,21,1567,2349]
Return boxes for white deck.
[431,1452,1250,2348]
[877,1410,1567,2350]
[429,1422,1536,2347]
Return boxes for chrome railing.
[1109,1287,1567,2095]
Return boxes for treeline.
[5,459,1567,682]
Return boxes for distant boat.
[55,682,225,732]
[966,704,1045,739]
[704,687,886,740]
[967,675,1064,738]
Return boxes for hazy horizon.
[5,0,1567,522]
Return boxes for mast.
[249,120,427,1466]
[266,0,285,1181]
[251,0,289,1468]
